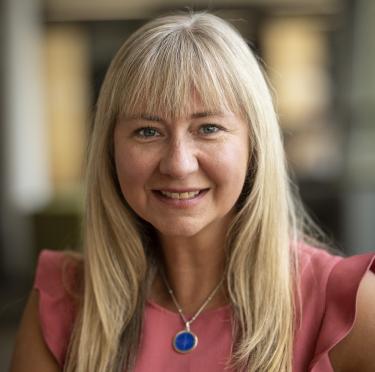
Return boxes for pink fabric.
[136,301,233,371]
[34,245,375,371]
[34,251,79,365]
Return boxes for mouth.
[152,189,209,201]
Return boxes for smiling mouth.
[154,189,209,200]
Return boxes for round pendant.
[173,330,198,353]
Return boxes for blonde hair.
[64,11,315,372]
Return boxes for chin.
[153,221,205,239]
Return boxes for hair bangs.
[116,27,244,121]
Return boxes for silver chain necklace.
[160,271,225,353]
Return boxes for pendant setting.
[173,329,198,353]
[160,271,225,355]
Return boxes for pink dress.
[34,245,375,371]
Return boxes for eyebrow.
[127,111,225,122]
[191,111,224,119]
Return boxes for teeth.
[160,190,201,199]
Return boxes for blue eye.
[199,124,221,135]
[136,127,160,138]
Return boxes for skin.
[10,95,375,371]
[10,273,375,371]
[10,289,60,371]
[329,270,375,372]
[114,97,249,314]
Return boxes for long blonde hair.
[64,11,313,372]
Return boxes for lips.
[160,190,200,199]
[152,188,209,203]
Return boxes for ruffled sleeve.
[34,249,81,367]
[308,251,375,371]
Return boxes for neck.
[150,227,229,316]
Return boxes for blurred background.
[1,0,374,368]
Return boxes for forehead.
[119,89,241,122]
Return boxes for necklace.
[160,271,225,353]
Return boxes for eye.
[199,124,224,135]
[135,126,161,138]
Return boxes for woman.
[11,11,375,372]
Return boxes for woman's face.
[114,98,249,239]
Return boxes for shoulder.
[295,245,375,372]
[296,244,375,371]
[34,249,83,294]
[12,249,83,370]
[297,243,342,271]
[296,243,373,296]
[10,289,60,371]
[329,269,375,372]
[296,243,343,298]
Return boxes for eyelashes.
[135,126,161,138]
[199,124,223,134]
[133,124,226,140]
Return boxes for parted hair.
[63,11,319,372]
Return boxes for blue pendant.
[173,330,198,353]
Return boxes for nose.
[159,138,199,179]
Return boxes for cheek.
[114,144,154,198]
[214,141,249,187]
[114,152,152,218]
